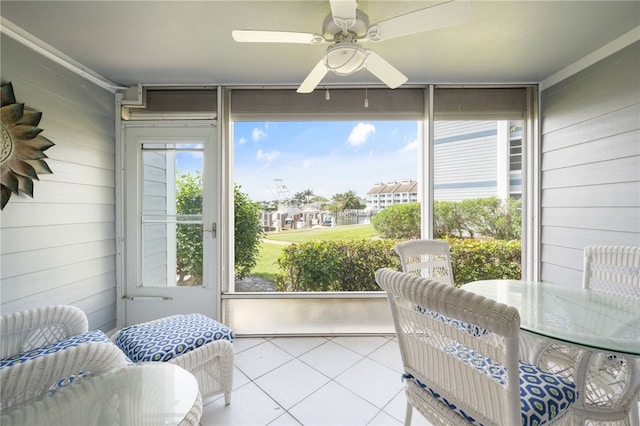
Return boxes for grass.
[252,224,377,280]
[264,224,376,242]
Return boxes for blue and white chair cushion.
[0,330,115,369]
[403,343,577,426]
[113,313,235,363]
[0,330,127,395]
[417,305,489,337]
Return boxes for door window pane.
[141,143,204,287]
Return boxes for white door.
[123,122,220,325]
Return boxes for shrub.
[234,184,264,279]
[176,171,204,285]
[434,197,521,240]
[276,239,400,291]
[371,202,421,239]
[448,237,521,286]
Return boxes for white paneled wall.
[540,41,640,286]
[0,35,117,330]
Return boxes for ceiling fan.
[232,0,471,93]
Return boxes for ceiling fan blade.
[365,51,408,89]
[232,30,325,44]
[297,60,329,93]
[366,0,472,42]
[330,0,357,29]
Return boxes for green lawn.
[264,224,376,242]
[252,224,377,280]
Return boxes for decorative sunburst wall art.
[1,82,54,210]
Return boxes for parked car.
[322,216,333,226]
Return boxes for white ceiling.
[1,1,639,90]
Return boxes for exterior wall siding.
[539,41,640,287]
[0,35,117,330]
[434,121,499,202]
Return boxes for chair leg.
[404,402,413,426]
[630,397,639,426]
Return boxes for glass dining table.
[1,363,202,426]
[461,280,640,424]
[463,280,639,356]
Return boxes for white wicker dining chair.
[394,239,454,285]
[538,246,640,425]
[376,269,577,426]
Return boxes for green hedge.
[448,238,521,286]
[276,239,400,291]
[275,237,521,291]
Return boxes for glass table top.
[463,280,640,356]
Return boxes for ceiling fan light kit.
[231,0,471,93]
[324,41,368,75]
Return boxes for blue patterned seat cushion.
[403,343,577,426]
[0,330,114,369]
[113,313,235,363]
[0,330,126,395]
[417,305,489,337]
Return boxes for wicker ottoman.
[111,313,235,404]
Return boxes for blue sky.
[233,121,420,202]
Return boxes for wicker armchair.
[376,269,577,426]
[0,305,130,409]
[394,239,454,285]
[538,246,640,425]
[0,305,88,360]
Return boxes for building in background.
[366,120,522,212]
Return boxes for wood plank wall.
[0,35,117,330]
[540,41,640,287]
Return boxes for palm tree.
[341,190,362,210]
[331,190,362,211]
[294,189,315,206]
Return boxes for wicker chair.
[538,246,640,425]
[0,305,88,360]
[376,269,577,426]
[394,239,454,285]
[0,305,130,409]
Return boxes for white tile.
[289,381,379,426]
[367,410,403,425]
[368,339,404,373]
[234,340,294,380]
[299,340,363,378]
[335,357,404,408]
[255,359,330,409]
[233,337,269,354]
[200,382,284,426]
[332,336,391,356]
[268,412,303,425]
[270,337,328,357]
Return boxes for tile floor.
[200,336,434,426]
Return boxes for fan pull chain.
[364,63,369,108]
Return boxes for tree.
[331,190,362,211]
[176,171,204,285]
[234,184,264,279]
[294,189,315,206]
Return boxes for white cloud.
[347,123,375,148]
[401,138,419,152]
[256,149,280,162]
[252,128,267,142]
[238,136,247,145]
